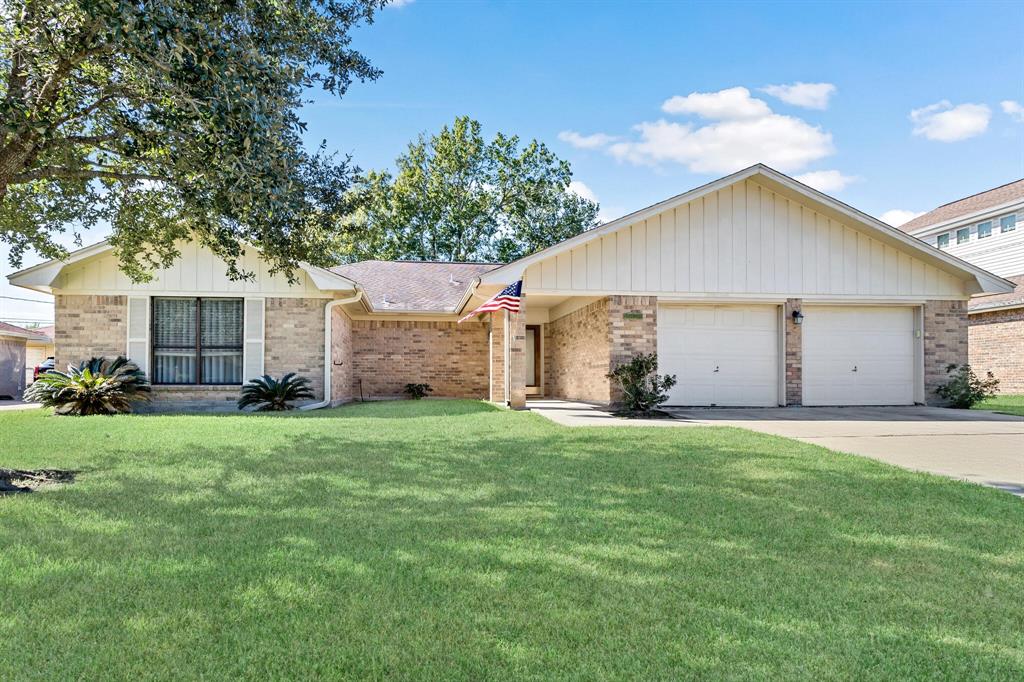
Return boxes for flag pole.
[503,308,511,406]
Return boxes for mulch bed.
[0,468,76,494]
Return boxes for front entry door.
[525,325,541,395]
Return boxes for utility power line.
[0,295,54,304]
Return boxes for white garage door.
[803,306,916,406]
[657,305,780,407]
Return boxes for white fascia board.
[481,164,1014,295]
[906,199,1024,238]
[300,263,358,291]
[479,165,765,284]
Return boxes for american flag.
[458,280,523,323]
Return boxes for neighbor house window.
[936,233,950,249]
[977,221,992,239]
[1001,214,1016,233]
[152,297,243,385]
[956,227,970,244]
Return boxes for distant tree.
[0,0,385,281]
[343,116,600,263]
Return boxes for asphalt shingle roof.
[330,260,502,313]
[0,321,51,340]
[898,179,1024,233]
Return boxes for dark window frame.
[150,297,243,385]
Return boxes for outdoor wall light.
[791,310,804,325]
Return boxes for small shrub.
[935,364,999,409]
[238,373,315,411]
[25,356,151,415]
[607,352,677,415]
[404,383,433,400]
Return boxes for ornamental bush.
[935,364,999,409]
[25,356,151,415]
[607,353,677,415]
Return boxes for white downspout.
[300,289,364,411]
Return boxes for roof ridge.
[927,178,1024,211]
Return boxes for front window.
[936,233,949,249]
[152,297,243,384]
[977,221,992,239]
[1001,215,1016,233]
[956,227,970,244]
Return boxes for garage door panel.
[658,304,780,407]
[803,306,916,406]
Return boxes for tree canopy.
[0,0,384,281]
[342,116,600,263]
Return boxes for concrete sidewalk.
[527,400,1024,496]
[0,400,43,411]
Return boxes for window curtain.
[152,298,243,384]
[153,298,197,384]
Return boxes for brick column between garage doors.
[784,298,802,406]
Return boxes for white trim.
[968,302,1024,314]
[526,290,957,304]
[298,290,364,410]
[48,288,337,299]
[906,199,1024,238]
[478,164,1015,296]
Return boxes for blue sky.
[3,0,1023,324]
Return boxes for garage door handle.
[852,365,858,372]
[713,365,719,373]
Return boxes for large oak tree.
[0,0,384,280]
[342,116,600,263]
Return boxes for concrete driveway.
[666,406,1024,496]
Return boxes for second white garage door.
[657,305,780,407]
[802,306,917,406]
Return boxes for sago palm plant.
[25,356,151,415]
[237,373,315,411]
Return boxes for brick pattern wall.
[784,299,802,405]
[54,294,127,369]
[264,298,326,400]
[924,299,969,404]
[509,305,527,409]
[969,308,1024,393]
[489,312,504,403]
[330,306,353,404]
[607,296,658,404]
[349,318,488,400]
[546,298,613,404]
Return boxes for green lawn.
[1,401,1022,679]
[973,393,1024,417]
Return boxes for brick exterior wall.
[349,318,489,400]
[543,296,658,406]
[330,306,353,404]
[607,296,658,404]
[784,298,802,405]
[264,297,326,401]
[924,299,969,404]
[969,307,1024,393]
[545,298,613,404]
[54,294,127,369]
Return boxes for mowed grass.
[974,393,1024,417]
[1,401,1022,680]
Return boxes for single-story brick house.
[8,164,1015,410]
[896,179,1024,393]
[0,322,50,399]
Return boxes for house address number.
[623,311,643,320]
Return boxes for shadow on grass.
[1,402,1023,679]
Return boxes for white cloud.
[558,130,617,150]
[760,82,836,110]
[794,169,860,193]
[1001,100,1024,123]
[387,0,415,7]
[568,180,598,203]
[879,209,924,227]
[910,100,991,142]
[661,86,771,120]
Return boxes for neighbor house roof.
[0,321,51,341]
[898,179,1024,234]
[31,325,54,340]
[331,260,500,313]
[969,273,1024,313]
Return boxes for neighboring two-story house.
[899,179,1024,392]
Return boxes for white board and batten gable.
[10,240,357,383]
[481,165,1013,302]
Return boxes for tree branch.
[11,166,170,184]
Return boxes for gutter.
[299,289,364,411]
